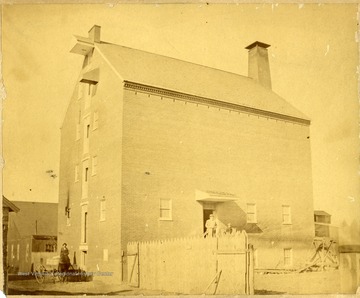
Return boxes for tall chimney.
[88,25,101,43]
[245,41,272,89]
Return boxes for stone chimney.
[88,25,101,43]
[245,41,272,89]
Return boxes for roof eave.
[123,80,311,126]
[3,196,20,213]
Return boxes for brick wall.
[58,49,124,283]
[60,49,315,284]
[121,89,314,270]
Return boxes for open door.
[203,209,215,234]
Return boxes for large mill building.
[58,25,314,283]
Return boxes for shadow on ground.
[9,288,133,296]
[255,289,286,295]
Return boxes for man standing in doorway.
[205,214,217,238]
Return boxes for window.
[93,111,99,130]
[81,250,87,269]
[84,84,92,110]
[81,205,88,244]
[84,212,88,242]
[78,83,84,100]
[82,160,89,199]
[11,244,14,261]
[103,249,108,262]
[76,123,81,141]
[76,109,82,141]
[246,203,257,223]
[92,156,97,176]
[17,244,20,261]
[100,200,106,221]
[159,199,172,220]
[314,214,331,224]
[284,248,292,266]
[25,244,30,263]
[83,116,90,155]
[75,165,79,182]
[282,205,291,224]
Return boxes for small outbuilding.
[3,196,20,294]
[7,201,58,274]
[339,245,360,293]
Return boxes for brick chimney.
[245,41,272,89]
[88,25,101,43]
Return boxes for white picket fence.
[127,231,254,295]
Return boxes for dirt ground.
[8,278,283,296]
[8,279,172,296]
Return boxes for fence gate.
[127,242,139,287]
[214,237,253,294]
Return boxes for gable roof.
[8,201,58,239]
[3,196,20,213]
[95,42,309,124]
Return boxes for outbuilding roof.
[8,201,58,239]
[95,42,310,124]
[3,196,20,213]
[314,210,331,216]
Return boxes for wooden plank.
[216,250,247,255]
[129,254,138,284]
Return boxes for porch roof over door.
[195,190,239,203]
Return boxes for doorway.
[203,209,215,234]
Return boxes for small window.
[93,111,99,130]
[103,249,108,262]
[100,200,106,221]
[17,244,20,261]
[284,248,292,266]
[76,123,81,141]
[82,160,89,199]
[81,205,88,244]
[85,84,92,110]
[81,250,87,269]
[246,203,257,223]
[76,109,81,141]
[25,244,30,263]
[159,199,172,220]
[282,205,291,224]
[84,212,88,243]
[75,165,79,182]
[92,156,97,176]
[83,117,90,155]
[85,167,89,182]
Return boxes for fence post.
[137,242,140,288]
[244,232,248,294]
[248,244,254,294]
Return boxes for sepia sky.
[2,3,359,234]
